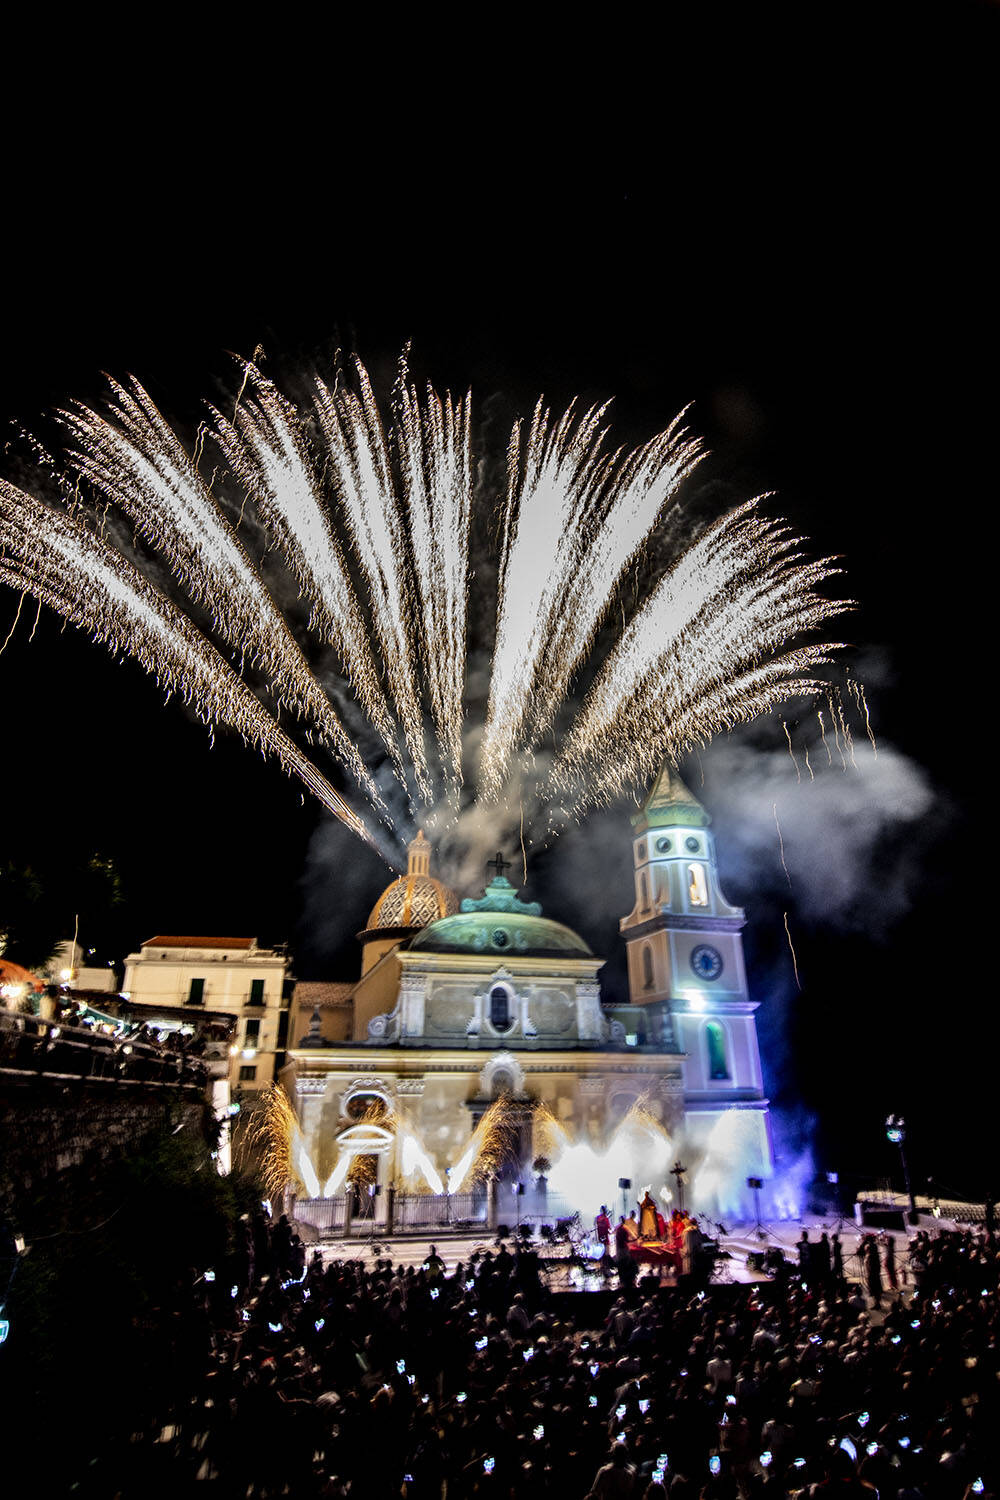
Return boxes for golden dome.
[365,832,459,931]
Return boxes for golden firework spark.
[449,1094,521,1193]
[248,1083,297,1202]
[532,1100,572,1164]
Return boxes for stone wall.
[1,1073,206,1207]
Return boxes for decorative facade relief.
[575,980,604,1040]
[398,973,427,1038]
[658,1073,686,1131]
[295,1076,328,1097]
[343,1076,393,1104]
[367,1010,400,1042]
[478,1051,526,1098]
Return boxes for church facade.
[282,770,772,1221]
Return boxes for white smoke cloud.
[697,733,941,935]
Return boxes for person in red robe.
[595,1205,612,1252]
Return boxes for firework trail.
[211,364,399,772]
[773,802,793,890]
[58,377,382,809]
[554,505,848,808]
[481,400,702,794]
[0,481,374,845]
[0,354,850,869]
[313,360,433,803]
[816,707,833,765]
[783,911,802,990]
[848,674,878,756]
[782,720,802,782]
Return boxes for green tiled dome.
[409,875,591,957]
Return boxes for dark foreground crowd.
[94,1211,998,1500]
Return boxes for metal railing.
[294,1197,347,1235]
[0,1010,208,1089]
[394,1191,488,1230]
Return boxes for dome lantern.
[358,833,459,974]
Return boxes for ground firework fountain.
[249,1083,321,1203]
[447,1095,521,1194]
[532,1097,676,1219]
[0,353,849,880]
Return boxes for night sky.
[1,12,993,1198]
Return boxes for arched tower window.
[642,944,655,991]
[639,872,649,911]
[706,1021,729,1080]
[688,863,708,907]
[490,985,513,1033]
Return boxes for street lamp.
[885,1115,918,1225]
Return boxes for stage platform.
[305,1210,951,1290]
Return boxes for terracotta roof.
[142,936,256,950]
[0,959,45,991]
[292,981,355,1009]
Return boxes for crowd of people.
[0,1000,220,1087]
[84,1206,999,1499]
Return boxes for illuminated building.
[283,770,772,1220]
[122,935,290,1097]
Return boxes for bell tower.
[620,764,770,1161]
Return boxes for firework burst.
[0,353,849,873]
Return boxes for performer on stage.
[638,1190,659,1240]
[681,1215,702,1279]
[595,1204,612,1253]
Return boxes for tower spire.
[632,761,710,834]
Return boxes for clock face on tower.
[690,944,723,981]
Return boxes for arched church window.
[491,1067,514,1097]
[688,863,708,907]
[639,872,649,910]
[706,1021,729,1080]
[490,984,513,1033]
[642,944,655,991]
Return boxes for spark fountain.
[0,352,849,878]
[447,1095,521,1194]
[249,1083,321,1202]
